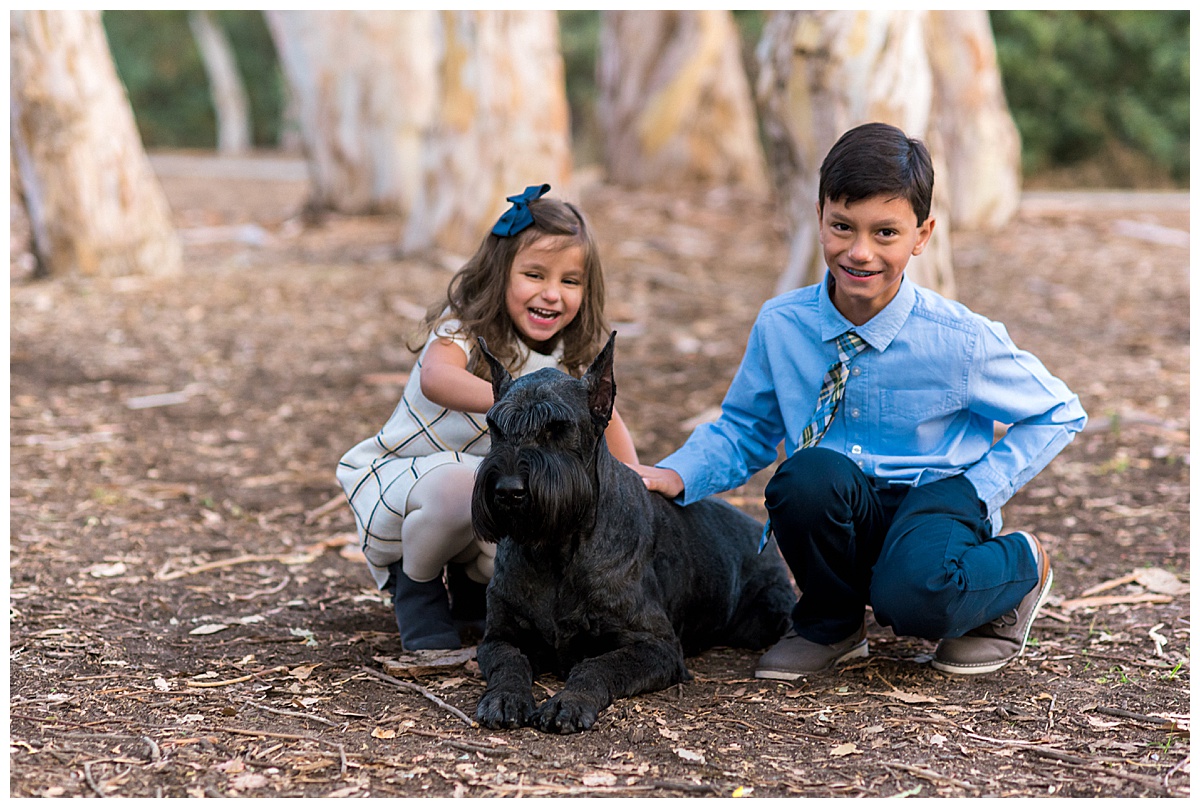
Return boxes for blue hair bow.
[491,183,551,237]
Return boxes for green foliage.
[101,10,1187,187]
[558,10,602,165]
[990,10,1189,184]
[102,10,283,149]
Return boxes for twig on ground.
[215,727,347,774]
[882,761,975,790]
[82,760,107,798]
[359,666,477,727]
[304,494,346,524]
[185,665,288,688]
[242,699,342,728]
[1094,706,1178,727]
[1022,746,1174,794]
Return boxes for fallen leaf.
[371,727,396,739]
[930,734,947,747]
[189,623,230,636]
[152,677,171,692]
[731,786,754,797]
[215,757,245,773]
[1086,715,1121,730]
[830,742,861,757]
[674,748,706,764]
[289,663,320,681]
[85,562,127,578]
[1134,567,1189,595]
[229,772,269,791]
[581,772,617,787]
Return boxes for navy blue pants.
[764,448,1039,644]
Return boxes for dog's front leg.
[534,637,688,734]
[475,638,538,729]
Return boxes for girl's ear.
[477,337,512,403]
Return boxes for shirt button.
[851,367,861,376]
[857,461,865,468]
[851,408,860,418]
[850,445,862,455]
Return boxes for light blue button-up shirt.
[659,273,1087,535]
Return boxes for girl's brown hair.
[410,197,609,380]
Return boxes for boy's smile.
[818,195,934,325]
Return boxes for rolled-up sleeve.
[962,319,1088,519]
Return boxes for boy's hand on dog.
[631,464,685,499]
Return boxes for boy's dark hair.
[818,122,934,226]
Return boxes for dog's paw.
[532,692,600,734]
[475,690,536,729]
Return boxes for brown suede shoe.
[754,621,868,680]
[931,532,1052,675]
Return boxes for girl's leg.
[763,448,891,644]
[868,474,1039,640]
[390,463,478,650]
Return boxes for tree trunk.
[400,10,572,256]
[264,10,440,216]
[10,9,181,278]
[756,10,953,298]
[926,10,1021,231]
[596,10,767,191]
[189,10,251,155]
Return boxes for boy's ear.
[911,217,936,256]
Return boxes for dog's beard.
[473,446,597,548]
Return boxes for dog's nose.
[494,475,526,505]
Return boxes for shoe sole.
[931,566,1054,676]
[754,640,869,681]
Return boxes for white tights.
[399,463,486,583]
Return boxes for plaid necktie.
[800,331,868,449]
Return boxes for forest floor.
[9,151,1191,798]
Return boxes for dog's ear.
[584,331,616,429]
[477,337,512,402]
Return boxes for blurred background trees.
[11,10,1188,280]
[99,9,1189,188]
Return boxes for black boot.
[388,564,460,651]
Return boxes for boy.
[637,122,1086,678]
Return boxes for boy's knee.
[870,563,962,640]
[766,447,858,505]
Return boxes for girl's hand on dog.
[632,464,685,499]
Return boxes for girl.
[337,184,639,650]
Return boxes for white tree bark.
[926,10,1021,231]
[264,10,440,216]
[189,10,251,155]
[401,10,573,256]
[596,10,767,191]
[756,10,953,297]
[10,9,182,278]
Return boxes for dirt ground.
[9,152,1190,798]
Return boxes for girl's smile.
[505,236,585,351]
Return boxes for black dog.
[472,333,795,734]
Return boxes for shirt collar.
[818,272,916,352]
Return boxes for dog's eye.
[542,420,571,442]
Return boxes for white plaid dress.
[337,321,564,588]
